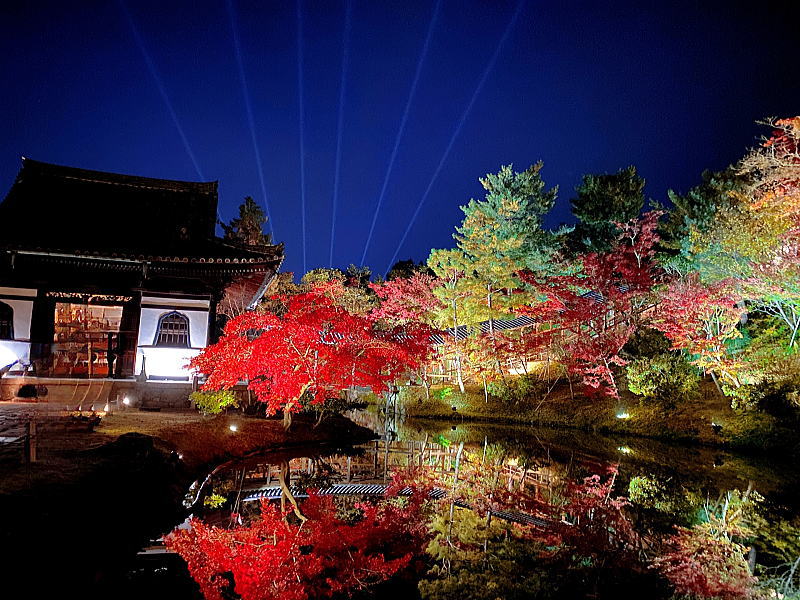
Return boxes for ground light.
[229,424,238,432]
[616,411,631,419]
[617,446,633,454]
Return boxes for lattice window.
[0,301,13,340]
[154,311,190,347]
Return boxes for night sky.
[1,1,798,278]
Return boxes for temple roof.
[13,158,219,195]
[0,158,283,268]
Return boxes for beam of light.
[117,0,205,182]
[328,0,353,267]
[226,0,275,239]
[359,0,442,268]
[297,0,308,274]
[384,0,526,277]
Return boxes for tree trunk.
[487,285,506,381]
[283,405,293,430]
[454,356,465,394]
[277,459,306,522]
[451,299,466,393]
[709,371,725,399]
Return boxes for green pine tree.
[569,165,645,253]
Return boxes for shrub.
[487,375,544,403]
[624,327,672,358]
[750,378,800,416]
[625,353,700,406]
[433,386,453,401]
[190,390,238,415]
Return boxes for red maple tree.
[519,212,662,397]
[651,274,747,394]
[369,272,440,325]
[191,284,432,427]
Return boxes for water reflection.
[147,412,800,599]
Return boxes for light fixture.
[122,397,131,406]
[616,411,631,419]
[617,446,632,454]
[229,424,238,432]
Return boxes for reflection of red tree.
[167,476,433,600]
[653,526,756,600]
[455,461,641,565]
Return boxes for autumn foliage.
[519,212,662,397]
[653,526,756,600]
[167,476,434,600]
[191,283,432,424]
[652,274,748,390]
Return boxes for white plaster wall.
[3,299,33,340]
[135,302,210,379]
[0,287,35,341]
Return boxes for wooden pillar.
[29,290,55,373]
[121,295,141,378]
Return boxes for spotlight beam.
[117,0,205,182]
[359,0,442,268]
[226,0,275,238]
[384,0,526,276]
[328,0,353,267]
[297,0,308,274]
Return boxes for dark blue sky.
[1,1,798,277]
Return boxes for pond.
[125,411,800,599]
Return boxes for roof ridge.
[20,157,217,194]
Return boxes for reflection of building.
[0,158,283,405]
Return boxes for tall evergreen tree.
[221,196,271,246]
[569,166,645,253]
[458,162,560,273]
[659,168,746,273]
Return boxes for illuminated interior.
[51,303,123,377]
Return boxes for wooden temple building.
[0,158,284,406]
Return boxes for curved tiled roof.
[0,158,283,266]
[16,157,218,194]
